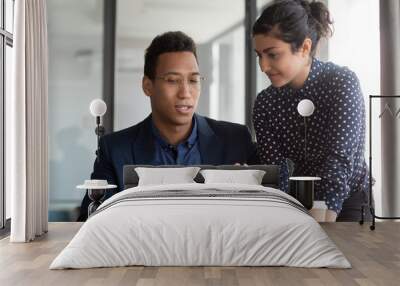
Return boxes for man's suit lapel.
[133,114,224,165]
[196,114,224,165]
[132,115,156,164]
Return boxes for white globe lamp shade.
[297,99,315,117]
[90,99,107,117]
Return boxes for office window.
[47,0,104,221]
[1,0,14,230]
[5,0,13,32]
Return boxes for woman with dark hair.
[252,0,370,221]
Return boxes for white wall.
[328,0,381,214]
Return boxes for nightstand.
[289,176,321,210]
[77,180,117,216]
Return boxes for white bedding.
[50,183,351,269]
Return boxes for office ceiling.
[47,0,271,74]
[117,0,243,43]
[48,0,271,43]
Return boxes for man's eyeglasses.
[155,74,205,90]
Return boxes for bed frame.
[123,161,294,190]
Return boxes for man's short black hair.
[144,31,198,80]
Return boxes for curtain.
[380,0,400,216]
[9,0,48,242]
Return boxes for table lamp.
[289,99,319,210]
[297,99,315,161]
[76,99,113,217]
[89,99,107,162]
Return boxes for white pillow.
[200,169,266,185]
[135,167,201,186]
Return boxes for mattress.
[50,183,350,269]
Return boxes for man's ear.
[142,76,153,97]
[300,38,312,57]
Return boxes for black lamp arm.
[95,116,105,162]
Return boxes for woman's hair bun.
[308,1,333,38]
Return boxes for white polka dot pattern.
[252,58,369,214]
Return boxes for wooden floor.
[0,222,399,286]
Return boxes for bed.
[50,164,350,269]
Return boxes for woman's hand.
[309,208,337,222]
[325,210,337,222]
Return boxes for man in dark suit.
[78,31,258,221]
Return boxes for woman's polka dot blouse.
[253,58,369,214]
